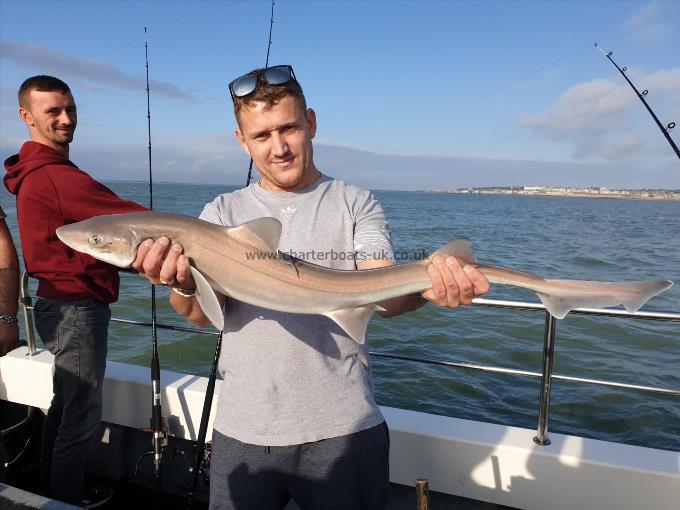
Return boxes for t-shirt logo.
[280,206,296,215]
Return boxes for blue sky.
[1,0,678,190]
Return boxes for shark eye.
[88,234,103,245]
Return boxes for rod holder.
[416,478,429,510]
[19,272,36,356]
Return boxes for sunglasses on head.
[228,65,297,101]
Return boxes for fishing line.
[92,3,230,59]
[246,0,277,187]
[594,43,679,162]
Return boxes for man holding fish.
[133,66,490,510]
[51,66,670,510]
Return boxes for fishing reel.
[195,440,211,485]
[132,416,169,479]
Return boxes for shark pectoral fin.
[323,304,377,344]
[190,266,224,331]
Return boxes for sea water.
[2,181,679,451]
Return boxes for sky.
[0,0,679,190]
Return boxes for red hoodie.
[4,141,148,303]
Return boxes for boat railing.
[18,272,680,447]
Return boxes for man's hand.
[359,256,490,318]
[131,237,195,291]
[422,255,490,307]
[130,237,217,327]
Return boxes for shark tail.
[536,279,673,319]
[423,237,672,320]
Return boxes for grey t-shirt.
[200,175,394,446]
[0,205,5,220]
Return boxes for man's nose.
[270,132,288,156]
[57,110,73,125]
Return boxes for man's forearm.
[376,293,427,318]
[0,224,20,355]
[356,258,427,318]
[169,291,213,328]
[0,268,20,316]
[0,224,20,316]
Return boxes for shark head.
[56,214,145,267]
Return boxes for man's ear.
[235,128,251,156]
[19,106,33,127]
[306,108,317,139]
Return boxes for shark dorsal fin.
[431,237,477,264]
[229,217,282,253]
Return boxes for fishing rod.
[187,2,277,506]
[245,0,276,187]
[143,26,166,505]
[186,330,222,509]
[594,43,679,161]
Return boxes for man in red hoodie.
[3,75,147,507]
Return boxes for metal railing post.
[534,311,557,445]
[19,272,37,356]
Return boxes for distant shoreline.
[428,188,680,201]
[90,181,680,200]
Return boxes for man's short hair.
[232,69,307,120]
[18,75,71,109]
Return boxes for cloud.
[1,135,677,190]
[521,68,680,160]
[623,1,672,42]
[0,40,197,102]
[523,79,631,135]
[47,138,680,190]
[3,120,678,191]
[592,134,645,160]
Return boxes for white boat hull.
[1,346,678,510]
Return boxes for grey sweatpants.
[209,422,390,510]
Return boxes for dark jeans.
[209,422,390,510]
[34,297,110,505]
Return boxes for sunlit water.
[2,182,678,451]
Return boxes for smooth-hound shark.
[56,212,673,343]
